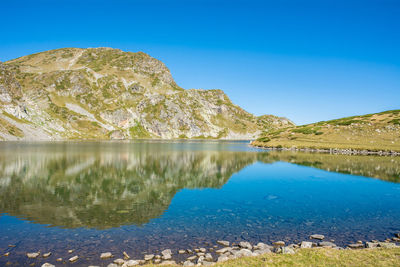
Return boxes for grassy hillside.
[252,110,400,152]
[0,48,293,140]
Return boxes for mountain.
[252,110,400,152]
[0,48,293,140]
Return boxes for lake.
[0,141,399,266]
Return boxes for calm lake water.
[0,141,400,266]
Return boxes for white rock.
[69,255,78,262]
[114,258,125,265]
[300,241,313,248]
[101,252,113,259]
[310,234,325,240]
[27,252,40,259]
[41,263,55,267]
[122,260,140,267]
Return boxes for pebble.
[144,254,154,261]
[41,264,55,267]
[69,255,78,262]
[27,252,40,258]
[68,249,74,253]
[101,252,113,259]
[43,252,51,258]
[4,252,10,256]
[310,234,325,240]
[123,251,130,259]
[56,258,62,262]
[217,240,230,247]
[178,249,186,254]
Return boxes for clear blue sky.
[1,0,399,125]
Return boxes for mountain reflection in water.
[0,141,398,229]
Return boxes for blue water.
[0,141,399,266]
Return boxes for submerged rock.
[69,255,79,262]
[27,252,40,259]
[42,252,51,258]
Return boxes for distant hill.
[0,48,293,140]
[252,110,400,152]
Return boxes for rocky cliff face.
[0,48,293,140]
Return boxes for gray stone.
[300,241,312,248]
[319,241,337,247]
[122,260,140,267]
[239,241,252,250]
[183,261,194,266]
[178,250,186,254]
[144,254,154,261]
[187,255,197,260]
[217,255,229,262]
[197,252,205,257]
[378,242,397,248]
[253,248,272,255]
[216,247,232,254]
[348,243,364,249]
[161,249,172,256]
[366,242,379,248]
[281,247,295,254]
[238,248,253,257]
[161,254,172,260]
[101,252,113,259]
[310,234,325,240]
[205,253,213,261]
[154,259,161,264]
[217,240,230,247]
[199,248,206,253]
[107,264,118,267]
[254,242,271,250]
[202,261,213,266]
[41,264,55,267]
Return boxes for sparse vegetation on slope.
[252,110,400,152]
[0,48,293,140]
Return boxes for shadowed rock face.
[0,142,397,229]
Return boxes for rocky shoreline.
[6,233,400,267]
[250,143,400,156]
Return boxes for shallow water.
[0,141,399,266]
